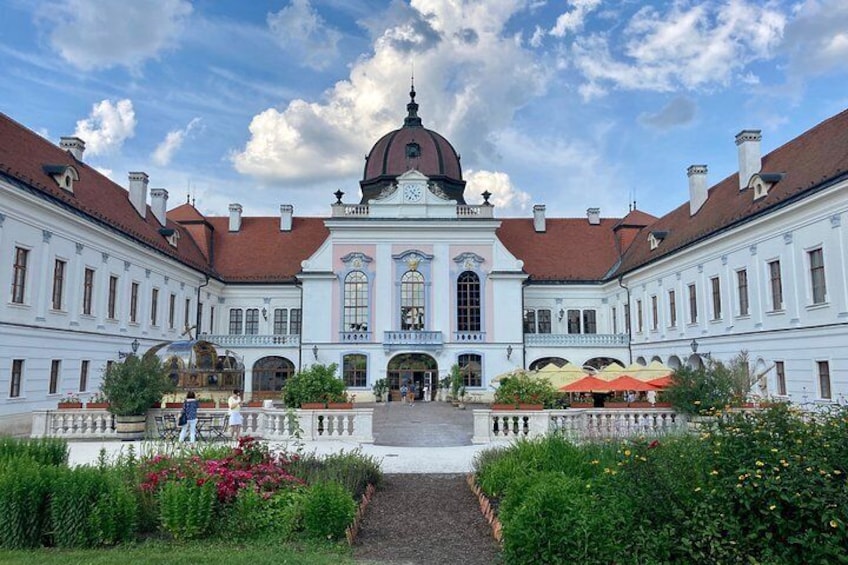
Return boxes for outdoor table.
[196,413,229,441]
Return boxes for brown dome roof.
[360,87,465,203]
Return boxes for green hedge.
[0,437,68,466]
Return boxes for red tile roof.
[616,108,848,275]
[497,218,627,281]
[204,216,329,282]
[0,113,210,272]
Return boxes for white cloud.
[465,170,531,215]
[267,0,342,70]
[571,1,786,98]
[783,0,848,77]
[233,0,548,186]
[638,96,697,130]
[550,0,602,38]
[152,118,201,166]
[42,0,192,71]
[93,166,113,180]
[73,99,136,156]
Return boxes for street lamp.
[312,345,319,360]
[690,338,699,354]
[131,338,139,354]
[119,338,141,359]
[506,345,513,360]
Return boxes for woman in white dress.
[227,389,243,441]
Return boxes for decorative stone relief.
[697,264,703,273]
[123,261,131,271]
[145,269,151,278]
[749,245,757,256]
[452,252,485,270]
[340,252,373,270]
[102,252,110,263]
[831,214,841,228]
[42,230,52,243]
[721,255,728,265]
[75,243,84,254]
[783,232,793,245]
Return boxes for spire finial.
[404,70,422,127]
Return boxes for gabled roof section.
[497,218,623,282]
[616,107,848,276]
[0,113,210,273]
[206,216,329,282]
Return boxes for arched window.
[343,354,367,387]
[458,353,482,388]
[344,271,369,331]
[457,271,481,332]
[401,270,425,330]
[252,356,294,400]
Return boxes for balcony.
[203,334,300,348]
[383,330,443,351]
[332,204,493,218]
[524,333,629,347]
[453,331,486,342]
[340,331,371,343]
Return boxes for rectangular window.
[523,309,536,334]
[611,307,617,334]
[107,275,118,319]
[688,284,698,324]
[636,300,643,333]
[274,308,288,334]
[668,290,677,327]
[184,298,191,330]
[49,360,60,395]
[290,308,302,335]
[197,302,203,333]
[10,359,23,398]
[82,268,94,315]
[650,296,658,330]
[130,282,139,323]
[711,277,722,320]
[52,259,66,310]
[168,293,176,328]
[809,248,826,304]
[768,260,783,310]
[583,310,597,334]
[79,360,89,392]
[210,306,215,334]
[537,309,551,334]
[624,305,631,335]
[245,308,259,335]
[567,309,580,334]
[818,361,831,400]
[343,355,367,388]
[151,288,159,325]
[11,247,28,304]
[737,269,749,316]
[228,309,243,334]
[775,361,786,396]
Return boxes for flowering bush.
[492,371,557,407]
[58,392,82,405]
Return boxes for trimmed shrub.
[301,481,356,540]
[0,437,68,466]
[281,363,346,407]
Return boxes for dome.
[361,86,465,204]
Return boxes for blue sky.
[2,0,847,220]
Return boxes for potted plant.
[457,386,467,409]
[100,355,174,440]
[372,378,388,403]
[449,364,464,406]
[85,391,109,409]
[196,397,216,409]
[492,370,555,409]
[57,392,83,409]
[281,363,346,409]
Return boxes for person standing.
[178,391,199,443]
[227,389,243,441]
[400,383,408,405]
[407,382,416,406]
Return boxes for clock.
[403,183,423,202]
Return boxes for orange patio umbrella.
[605,375,662,392]
[560,375,611,393]
[647,375,674,388]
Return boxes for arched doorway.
[529,357,569,371]
[584,357,624,371]
[387,353,438,402]
[252,356,295,401]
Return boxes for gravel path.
[353,474,502,565]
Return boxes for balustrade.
[524,333,629,347]
[204,334,300,347]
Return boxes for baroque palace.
[2,90,847,434]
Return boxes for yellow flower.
[755,460,765,467]
[769,505,776,511]
[624,449,631,457]
[710,470,719,476]
[830,520,838,529]
[694,487,702,492]
[591,459,600,465]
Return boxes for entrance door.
[386,353,438,402]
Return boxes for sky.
[2,0,847,220]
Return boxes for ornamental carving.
[452,252,485,270]
[340,252,373,270]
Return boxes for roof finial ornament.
[404,68,422,127]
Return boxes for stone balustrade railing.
[32,407,374,443]
[472,408,686,444]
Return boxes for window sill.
[49,309,68,315]
[709,318,723,324]
[7,302,31,309]
[805,302,829,311]
[765,309,785,316]
[735,314,750,321]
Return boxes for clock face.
[403,183,423,202]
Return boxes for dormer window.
[159,227,180,248]
[748,172,784,200]
[405,142,421,159]
[648,230,668,251]
[43,164,79,193]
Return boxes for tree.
[281,363,346,407]
[100,355,174,416]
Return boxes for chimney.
[587,207,600,225]
[533,204,546,232]
[128,172,149,218]
[736,129,762,190]
[60,137,85,161]
[280,204,293,232]
[150,188,168,226]
[688,165,708,216]
[228,203,242,232]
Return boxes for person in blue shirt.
[178,391,199,443]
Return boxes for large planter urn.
[115,414,147,441]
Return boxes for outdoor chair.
[155,414,179,440]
